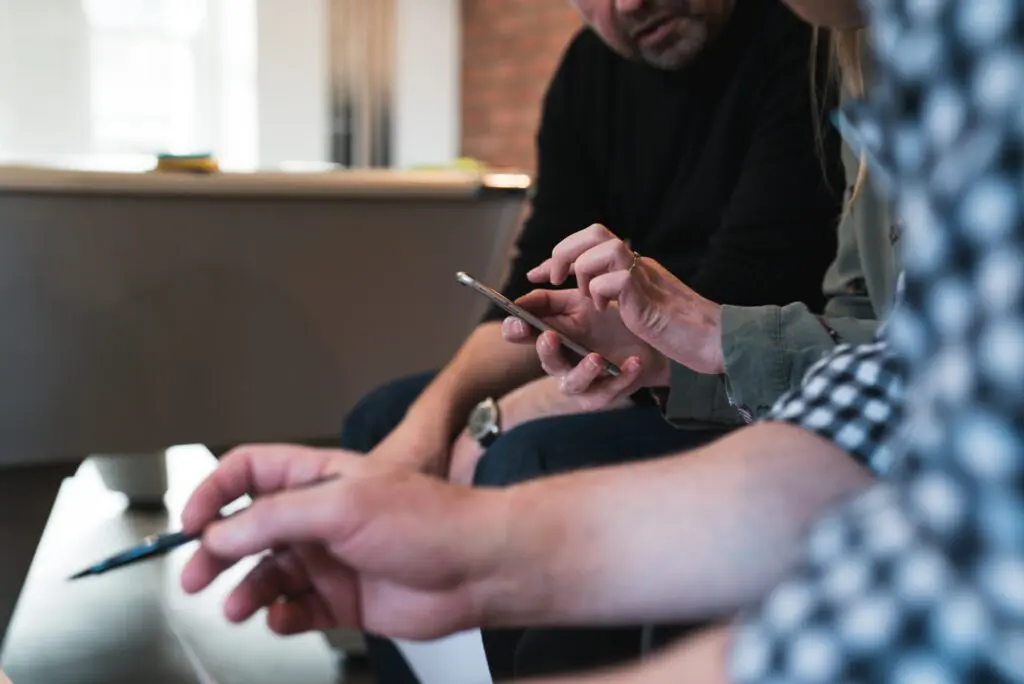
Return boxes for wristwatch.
[467,397,501,448]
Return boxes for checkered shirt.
[769,337,904,476]
[729,0,1024,682]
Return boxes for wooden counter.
[0,163,529,649]
[0,164,530,200]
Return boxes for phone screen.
[456,271,621,377]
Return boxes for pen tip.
[68,569,93,581]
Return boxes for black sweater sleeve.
[686,19,845,311]
[481,32,602,323]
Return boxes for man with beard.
[338,0,845,680]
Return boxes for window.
[84,0,208,156]
[0,0,258,169]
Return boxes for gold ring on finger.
[628,250,641,274]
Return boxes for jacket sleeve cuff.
[719,304,838,420]
[657,303,874,427]
[662,364,746,428]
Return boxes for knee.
[339,372,435,453]
[472,420,551,488]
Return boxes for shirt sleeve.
[657,301,866,429]
[728,312,1000,684]
[658,314,890,436]
[731,0,1023,679]
[729,481,997,684]
[481,32,602,323]
[765,338,904,475]
[764,272,906,474]
[661,184,888,429]
[683,14,844,310]
[719,304,880,419]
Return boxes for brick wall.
[460,0,582,172]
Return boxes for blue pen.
[68,473,341,581]
[69,530,197,580]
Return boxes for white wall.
[254,0,330,166]
[251,0,464,168]
[0,0,458,169]
[392,0,461,168]
[252,0,462,169]
[0,0,93,159]
[212,0,259,169]
[0,0,259,167]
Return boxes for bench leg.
[0,463,75,654]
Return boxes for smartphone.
[456,271,621,377]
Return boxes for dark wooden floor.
[0,447,373,684]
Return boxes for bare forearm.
[481,422,873,627]
[373,322,543,471]
[403,322,544,433]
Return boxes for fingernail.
[587,354,602,369]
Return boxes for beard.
[616,1,718,70]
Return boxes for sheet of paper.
[394,630,493,684]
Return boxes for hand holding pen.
[172,445,496,640]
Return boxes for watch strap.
[477,428,499,448]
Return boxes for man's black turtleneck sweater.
[484,0,845,322]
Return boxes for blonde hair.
[811,28,868,211]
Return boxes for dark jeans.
[340,371,728,683]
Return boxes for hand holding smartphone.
[456,271,621,377]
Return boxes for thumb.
[515,288,576,316]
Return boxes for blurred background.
[0,1,589,683]
[0,0,584,172]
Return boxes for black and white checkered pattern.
[769,338,905,475]
[731,483,1022,683]
[730,0,1024,681]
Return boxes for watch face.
[468,399,498,441]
